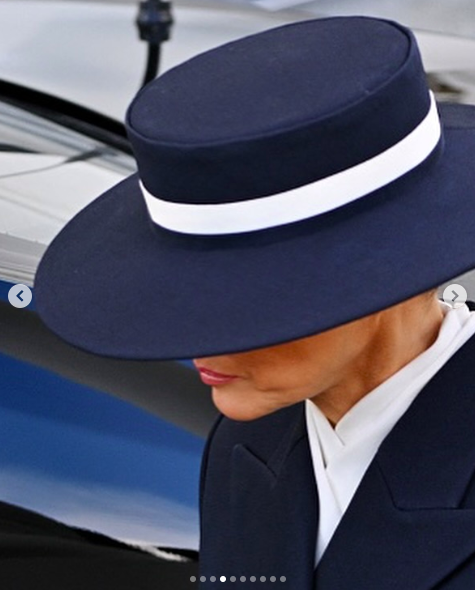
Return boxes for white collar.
[305,301,475,564]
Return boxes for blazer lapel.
[230,404,318,587]
[315,335,475,590]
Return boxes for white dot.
[270,576,276,582]
[200,576,206,582]
[280,576,286,582]
[240,576,246,582]
[260,577,266,582]
[220,577,226,582]
[210,576,216,582]
[250,576,256,582]
[230,577,236,582]
[190,576,196,583]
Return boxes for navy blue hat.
[35,16,475,359]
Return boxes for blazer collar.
[229,404,316,586]
[376,332,475,510]
[315,333,475,589]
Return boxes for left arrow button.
[8,284,32,309]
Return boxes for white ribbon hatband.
[140,93,441,235]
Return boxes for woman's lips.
[196,366,238,386]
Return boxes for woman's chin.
[211,386,274,422]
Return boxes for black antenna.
[136,1,174,87]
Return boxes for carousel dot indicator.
[190,576,196,583]
[220,576,226,582]
[280,576,286,582]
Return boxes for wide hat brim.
[34,102,475,360]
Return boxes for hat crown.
[127,17,431,206]
[131,18,410,143]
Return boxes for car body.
[0,78,215,554]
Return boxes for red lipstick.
[195,366,238,386]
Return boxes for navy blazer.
[200,334,475,589]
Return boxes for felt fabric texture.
[34,17,475,360]
[126,18,429,203]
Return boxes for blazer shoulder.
[203,403,305,464]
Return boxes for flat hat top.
[127,17,430,205]
[129,18,410,144]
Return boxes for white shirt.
[305,302,475,565]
